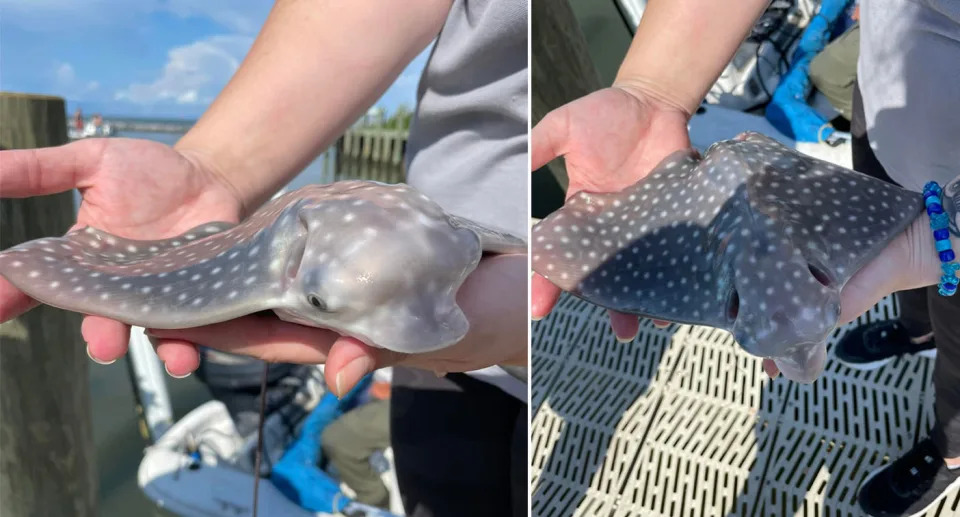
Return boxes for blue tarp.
[765,0,854,142]
[270,374,373,513]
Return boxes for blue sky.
[0,1,430,119]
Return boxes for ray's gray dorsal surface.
[0,181,526,354]
[531,131,924,383]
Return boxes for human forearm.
[614,0,770,116]
[176,0,452,217]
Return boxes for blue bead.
[940,283,958,296]
[940,250,956,262]
[930,212,950,230]
[937,239,953,252]
[927,196,942,206]
[943,262,960,275]
[935,228,950,240]
[928,203,944,215]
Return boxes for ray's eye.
[307,294,327,311]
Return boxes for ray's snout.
[772,342,828,384]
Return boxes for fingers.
[609,310,640,342]
[531,109,569,172]
[324,336,404,397]
[531,273,561,320]
[153,339,201,377]
[0,277,39,323]
[82,315,131,364]
[762,358,780,379]
[0,140,101,198]
[147,314,338,364]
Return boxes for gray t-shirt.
[404,0,528,400]
[857,0,960,192]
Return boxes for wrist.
[898,209,960,293]
[174,143,252,220]
[612,77,698,119]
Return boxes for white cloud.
[176,90,198,104]
[114,35,254,104]
[55,63,76,84]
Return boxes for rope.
[252,362,269,517]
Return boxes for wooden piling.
[0,92,98,516]
[532,0,604,191]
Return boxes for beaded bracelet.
[922,181,959,296]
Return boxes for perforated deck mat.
[531,293,960,516]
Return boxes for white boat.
[68,123,113,140]
[126,327,406,517]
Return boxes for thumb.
[531,272,561,320]
[531,109,570,172]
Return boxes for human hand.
[148,253,528,396]
[530,86,692,340]
[0,137,245,376]
[762,211,944,379]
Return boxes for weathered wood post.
[0,92,98,516]
[531,0,604,191]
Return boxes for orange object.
[369,381,391,399]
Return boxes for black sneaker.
[858,438,960,517]
[834,320,936,370]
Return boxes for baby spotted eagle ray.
[532,132,924,383]
[0,181,526,354]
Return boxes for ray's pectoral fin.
[0,219,258,329]
[61,221,236,262]
[447,215,527,255]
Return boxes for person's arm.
[613,0,772,116]
[176,0,453,217]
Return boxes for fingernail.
[615,334,635,343]
[86,343,116,365]
[164,363,191,379]
[532,315,544,322]
[335,356,374,398]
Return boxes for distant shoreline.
[69,116,196,135]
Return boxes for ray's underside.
[532,132,924,359]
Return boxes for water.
[82,129,338,516]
